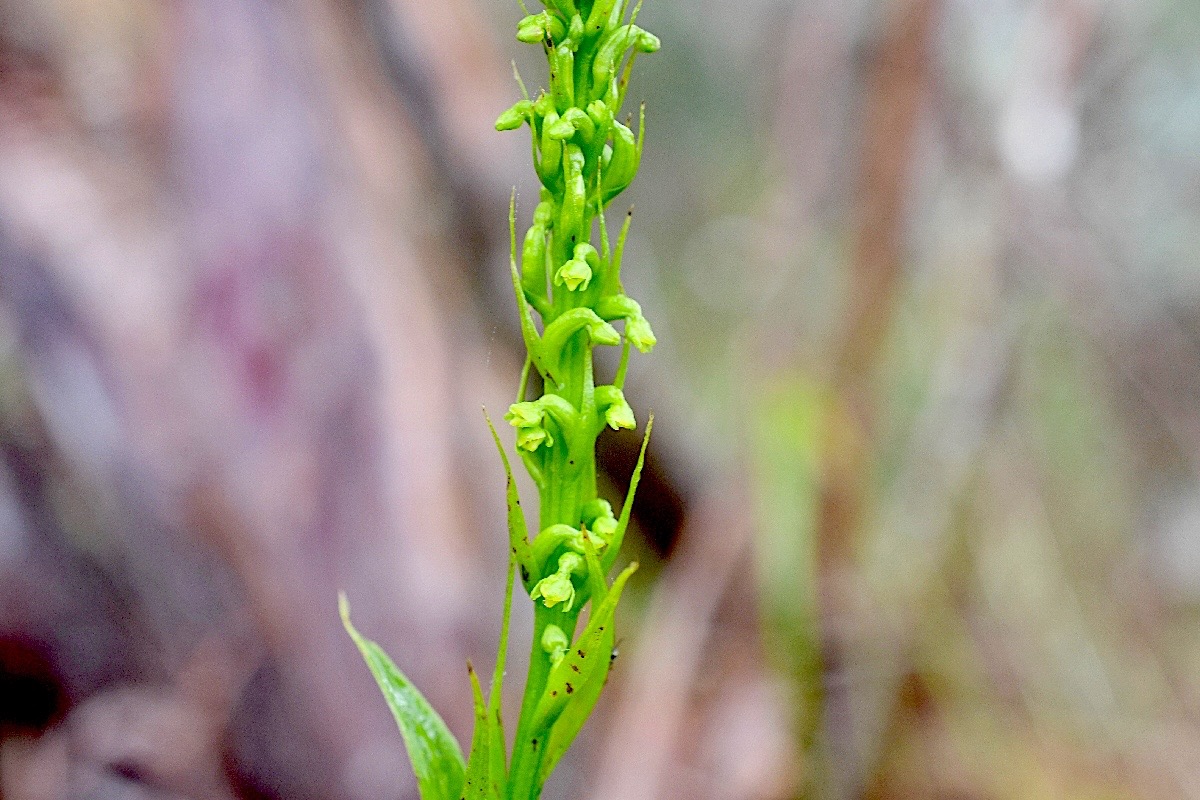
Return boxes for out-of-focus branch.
[815,1,940,796]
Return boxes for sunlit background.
[2,0,1200,798]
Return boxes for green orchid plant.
[340,1,659,798]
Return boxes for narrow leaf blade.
[603,414,652,573]
[461,665,498,800]
[536,625,614,786]
[484,410,537,589]
[532,562,638,731]
[340,595,465,800]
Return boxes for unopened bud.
[542,624,570,667]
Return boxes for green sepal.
[507,394,581,457]
[340,595,465,800]
[555,257,593,292]
[530,553,584,611]
[602,414,652,573]
[484,410,538,589]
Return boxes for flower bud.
[591,514,618,539]
[567,13,585,47]
[517,12,566,45]
[602,118,639,200]
[542,624,570,667]
[496,100,532,131]
[562,107,596,142]
[593,25,651,91]
[582,499,618,540]
[546,114,576,141]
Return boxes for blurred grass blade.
[339,594,466,800]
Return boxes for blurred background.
[1,0,1199,798]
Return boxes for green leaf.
[484,411,538,589]
[602,414,652,573]
[463,564,514,800]
[340,595,465,800]
[461,666,502,800]
[486,561,514,793]
[532,562,638,732]
[536,629,613,786]
[534,562,638,786]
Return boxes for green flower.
[627,313,656,353]
[506,401,553,451]
[596,385,636,430]
[555,258,593,292]
[582,499,619,540]
[530,553,583,610]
